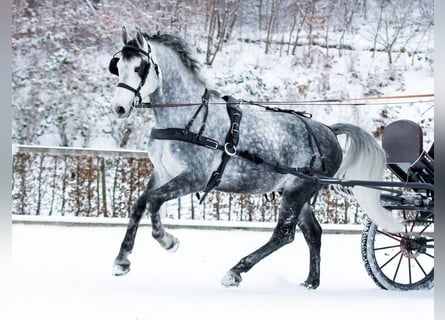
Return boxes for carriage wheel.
[361,211,434,290]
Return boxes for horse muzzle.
[113,104,133,119]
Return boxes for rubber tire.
[361,218,434,290]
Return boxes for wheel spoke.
[377,229,401,242]
[414,257,428,277]
[423,252,434,259]
[418,222,433,235]
[380,250,402,269]
[409,220,415,233]
[424,240,434,249]
[425,243,434,249]
[392,253,404,281]
[375,244,400,251]
[408,255,412,284]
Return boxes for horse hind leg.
[297,203,322,289]
[222,183,315,288]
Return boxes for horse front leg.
[112,175,157,276]
[112,172,199,276]
[147,186,182,252]
[112,194,147,275]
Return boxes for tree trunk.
[372,0,385,58]
[287,14,297,55]
[265,0,278,54]
[291,3,309,55]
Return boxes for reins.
[135,93,434,109]
[136,102,202,108]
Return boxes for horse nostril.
[116,106,126,115]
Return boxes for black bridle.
[109,44,160,107]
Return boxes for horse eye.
[134,66,140,73]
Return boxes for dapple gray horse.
[109,27,402,289]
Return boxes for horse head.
[109,26,161,118]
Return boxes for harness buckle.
[224,143,237,156]
[204,138,219,150]
[231,122,240,135]
[133,96,141,107]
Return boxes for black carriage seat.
[382,120,433,185]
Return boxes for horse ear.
[135,27,147,50]
[122,26,128,44]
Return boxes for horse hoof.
[221,270,242,287]
[166,237,180,252]
[157,232,180,252]
[300,280,319,290]
[112,264,130,276]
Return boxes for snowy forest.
[12,0,434,223]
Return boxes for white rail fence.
[12,145,363,224]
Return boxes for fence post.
[228,193,232,221]
[215,192,220,220]
[190,193,195,220]
[61,155,67,216]
[100,158,107,217]
[35,154,44,215]
[48,155,58,216]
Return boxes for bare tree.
[370,0,386,57]
[264,0,281,54]
[368,0,419,64]
[305,0,317,60]
[337,0,360,57]
[290,1,311,55]
[205,0,241,66]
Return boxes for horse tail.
[330,123,404,233]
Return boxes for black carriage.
[360,120,434,290]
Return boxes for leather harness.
[150,90,327,202]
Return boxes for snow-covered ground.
[12,224,433,320]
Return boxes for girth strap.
[150,128,220,151]
[200,96,241,203]
[150,127,319,179]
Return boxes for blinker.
[109,57,119,76]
